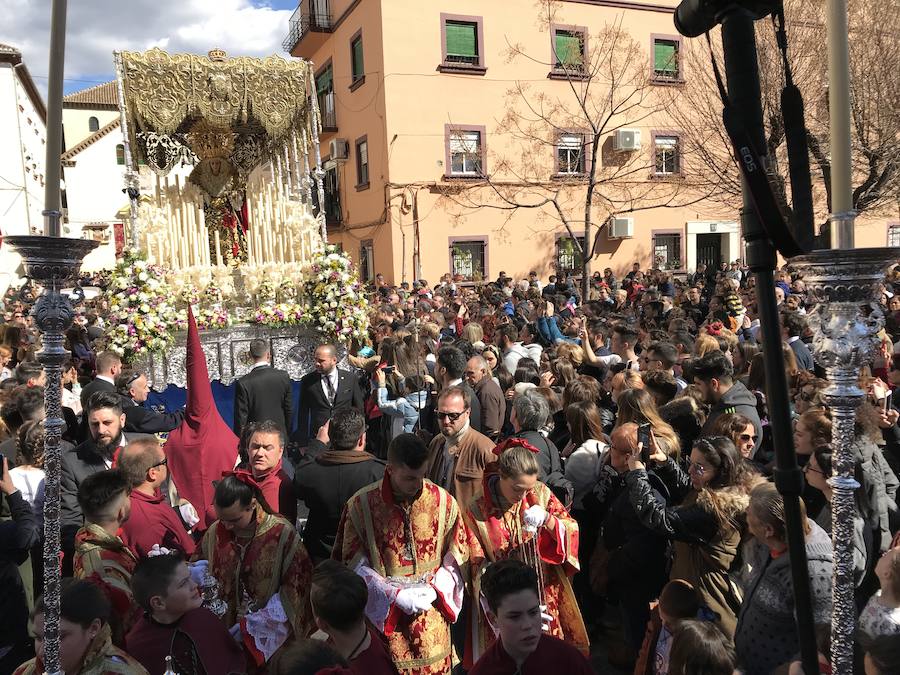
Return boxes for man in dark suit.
[782,310,815,372]
[61,391,128,574]
[294,408,385,562]
[79,350,121,409]
[116,370,184,434]
[233,339,293,438]
[294,344,364,447]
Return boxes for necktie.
[324,373,336,405]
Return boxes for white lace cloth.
[243,593,290,662]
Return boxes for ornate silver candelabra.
[790,247,898,674]
[3,235,97,675]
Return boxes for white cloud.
[0,0,294,96]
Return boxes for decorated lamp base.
[790,247,899,675]
[3,235,98,675]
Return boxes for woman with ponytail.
[197,472,314,670]
[461,439,588,668]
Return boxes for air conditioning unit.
[608,216,634,238]
[329,138,350,160]
[613,129,641,151]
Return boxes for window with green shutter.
[351,35,364,82]
[653,39,679,79]
[554,29,585,70]
[445,21,479,64]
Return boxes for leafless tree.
[438,0,717,299]
[669,0,900,236]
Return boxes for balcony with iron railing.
[283,1,334,57]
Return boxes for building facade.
[0,43,47,294]
[286,0,896,286]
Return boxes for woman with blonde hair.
[555,342,585,368]
[693,334,720,358]
[462,440,588,667]
[460,321,484,345]
[615,387,681,459]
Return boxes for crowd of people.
[1,258,900,675]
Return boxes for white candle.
[215,230,223,266]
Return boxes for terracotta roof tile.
[63,81,119,107]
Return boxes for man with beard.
[73,469,139,640]
[61,391,128,575]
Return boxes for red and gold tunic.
[333,474,471,675]
[462,475,588,667]
[198,508,313,669]
[73,523,140,643]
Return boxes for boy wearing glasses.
[117,436,196,558]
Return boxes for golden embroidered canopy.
[116,48,319,183]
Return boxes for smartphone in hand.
[638,422,651,464]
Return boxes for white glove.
[189,560,209,585]
[540,604,553,632]
[523,504,549,532]
[179,502,200,528]
[147,544,172,557]
[395,585,437,615]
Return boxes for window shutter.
[446,22,477,57]
[559,133,582,149]
[654,41,677,75]
[317,66,333,94]
[352,39,364,79]
[555,31,582,66]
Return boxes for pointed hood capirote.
[164,306,239,531]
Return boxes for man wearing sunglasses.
[116,370,184,435]
[117,436,195,559]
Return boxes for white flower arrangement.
[298,246,369,345]
[105,251,182,362]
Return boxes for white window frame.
[449,130,483,176]
[654,135,679,175]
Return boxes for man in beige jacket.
[426,386,496,509]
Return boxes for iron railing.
[283,2,333,52]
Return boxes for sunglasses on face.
[688,461,707,476]
[436,410,466,422]
[739,434,758,442]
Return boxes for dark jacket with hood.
[701,380,763,456]
[294,440,386,561]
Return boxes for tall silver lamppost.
[789,252,897,674]
[4,1,98,673]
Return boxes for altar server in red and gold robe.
[461,439,588,668]
[333,433,471,675]
[197,472,313,672]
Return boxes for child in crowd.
[667,619,736,675]
[860,547,900,637]
[635,579,708,675]
[469,559,593,674]
[374,370,428,434]
[309,559,397,675]
[126,553,246,675]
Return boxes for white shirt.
[320,368,339,400]
[96,374,115,385]
[9,466,45,525]
[250,361,270,371]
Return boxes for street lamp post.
[3,1,98,673]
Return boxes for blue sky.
[0,0,299,98]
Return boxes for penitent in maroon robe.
[165,307,239,531]
[126,606,247,675]
[468,634,593,675]
[120,488,196,559]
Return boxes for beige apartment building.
[286,0,896,286]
